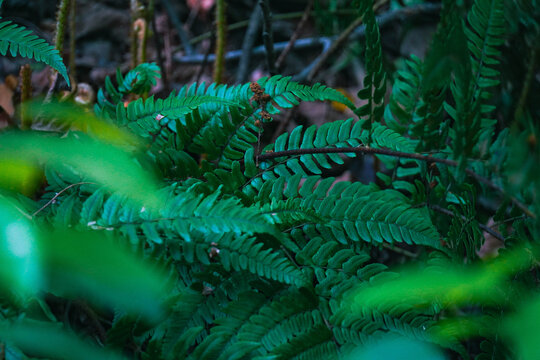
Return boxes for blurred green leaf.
[503,297,540,360]
[0,196,41,294]
[342,246,537,314]
[0,195,169,320]
[25,100,143,148]
[41,229,170,321]
[344,334,446,360]
[0,131,161,207]
[0,159,42,195]
[0,319,124,360]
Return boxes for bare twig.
[306,14,364,81]
[196,30,214,85]
[152,4,169,91]
[275,0,313,70]
[382,243,418,258]
[270,108,296,144]
[514,43,538,121]
[32,182,95,217]
[430,204,505,242]
[256,146,535,219]
[161,0,195,55]
[236,6,262,83]
[174,4,442,66]
[259,0,276,75]
[68,0,76,81]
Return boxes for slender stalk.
[213,0,226,84]
[307,14,363,81]
[430,204,505,242]
[19,64,32,130]
[275,0,313,70]
[32,182,95,217]
[50,0,71,88]
[236,6,262,83]
[68,0,76,81]
[259,0,276,75]
[161,0,194,55]
[514,44,538,122]
[151,1,168,90]
[54,0,71,56]
[130,0,142,68]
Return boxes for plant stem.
[19,64,32,130]
[235,6,262,83]
[307,13,363,81]
[32,182,95,217]
[514,44,538,122]
[161,0,194,55]
[213,0,226,84]
[68,0,76,82]
[275,0,313,70]
[50,0,70,88]
[259,0,276,75]
[54,0,70,56]
[430,204,505,242]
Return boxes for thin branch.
[256,146,535,219]
[235,6,262,83]
[306,14,364,81]
[259,0,276,75]
[382,243,418,258]
[161,0,195,55]
[152,4,169,91]
[188,11,305,45]
[174,4,442,66]
[514,43,538,121]
[32,182,95,217]
[430,204,505,243]
[275,0,313,70]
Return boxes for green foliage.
[0,0,69,85]
[0,0,538,359]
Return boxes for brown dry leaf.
[0,82,15,117]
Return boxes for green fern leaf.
[0,20,69,86]
[258,75,355,111]
[354,2,387,131]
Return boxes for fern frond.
[465,0,505,148]
[81,187,278,244]
[258,75,355,112]
[248,173,440,248]
[0,19,69,85]
[209,233,307,286]
[355,2,387,131]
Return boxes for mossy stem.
[213,0,226,84]
[50,0,71,87]
[68,0,76,81]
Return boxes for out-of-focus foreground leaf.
[0,196,170,320]
[0,319,124,360]
[344,334,446,360]
[0,131,160,207]
[342,246,537,314]
[25,100,142,148]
